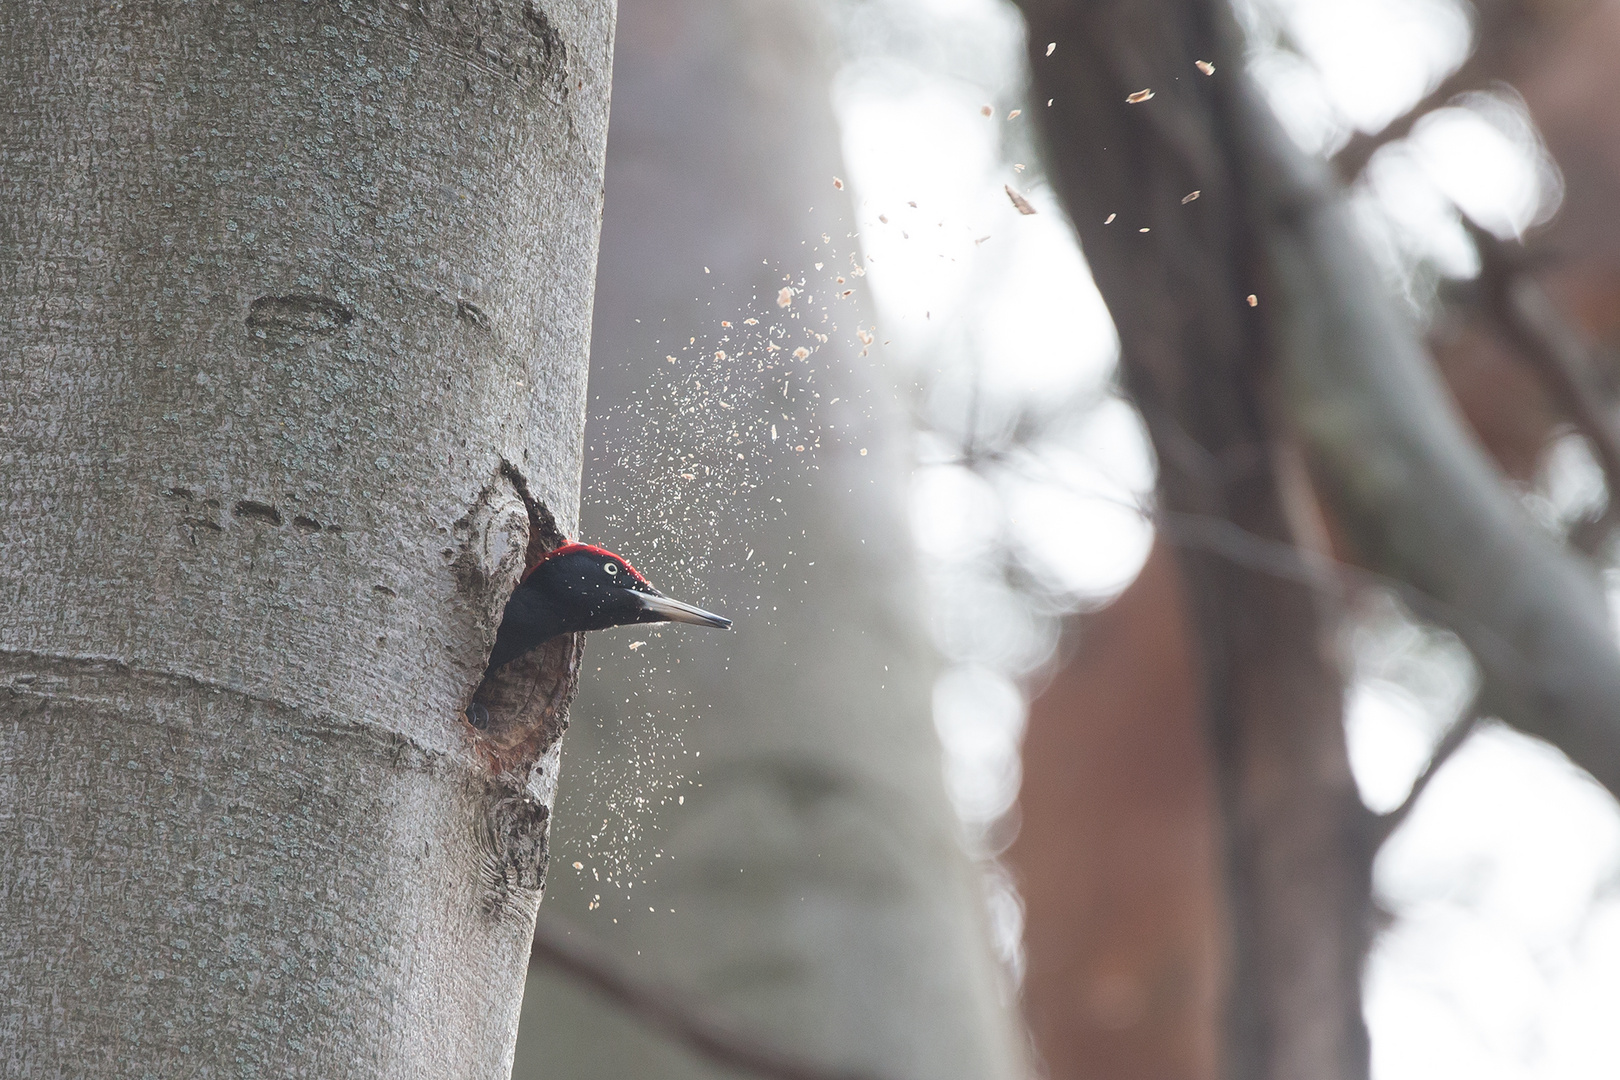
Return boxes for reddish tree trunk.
[1010,542,1221,1080]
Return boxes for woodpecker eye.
[604,563,619,576]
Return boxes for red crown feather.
[522,542,651,587]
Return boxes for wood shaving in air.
[1005,185,1037,215]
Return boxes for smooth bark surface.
[513,2,1027,1078]
[0,3,612,1075]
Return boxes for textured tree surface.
[512,1,1027,1078]
[0,3,612,1076]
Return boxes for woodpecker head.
[522,543,731,636]
[469,542,731,726]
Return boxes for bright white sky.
[834,0,1620,1074]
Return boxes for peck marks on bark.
[232,500,284,526]
[166,486,341,538]
[456,298,493,333]
[246,294,354,336]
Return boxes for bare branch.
[1331,0,1537,180]
[1467,220,1620,547]
[1372,707,1484,847]
[1233,72,1620,803]
[956,448,1532,677]
[1331,56,1494,182]
[529,917,892,1080]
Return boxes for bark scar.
[246,294,354,335]
[476,788,551,918]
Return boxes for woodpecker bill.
[483,543,731,673]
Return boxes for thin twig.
[946,446,1535,689]
[529,917,892,1080]
[1372,706,1484,846]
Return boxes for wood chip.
[1196,60,1215,75]
[1007,109,1021,119]
[1046,42,1057,56]
[980,104,993,116]
[1105,213,1116,224]
[1126,88,1154,104]
[776,287,793,308]
[1182,190,1201,204]
[1246,294,1258,307]
[832,176,844,190]
[1005,185,1037,215]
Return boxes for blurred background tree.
[513,0,1620,1079]
[512,2,1025,1079]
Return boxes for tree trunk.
[1014,2,1373,1079]
[0,3,613,1075]
[1009,542,1222,1080]
[512,1,1028,1078]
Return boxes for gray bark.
[512,1,1027,1078]
[0,3,613,1076]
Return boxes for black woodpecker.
[484,542,730,674]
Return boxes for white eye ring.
[604,563,619,575]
